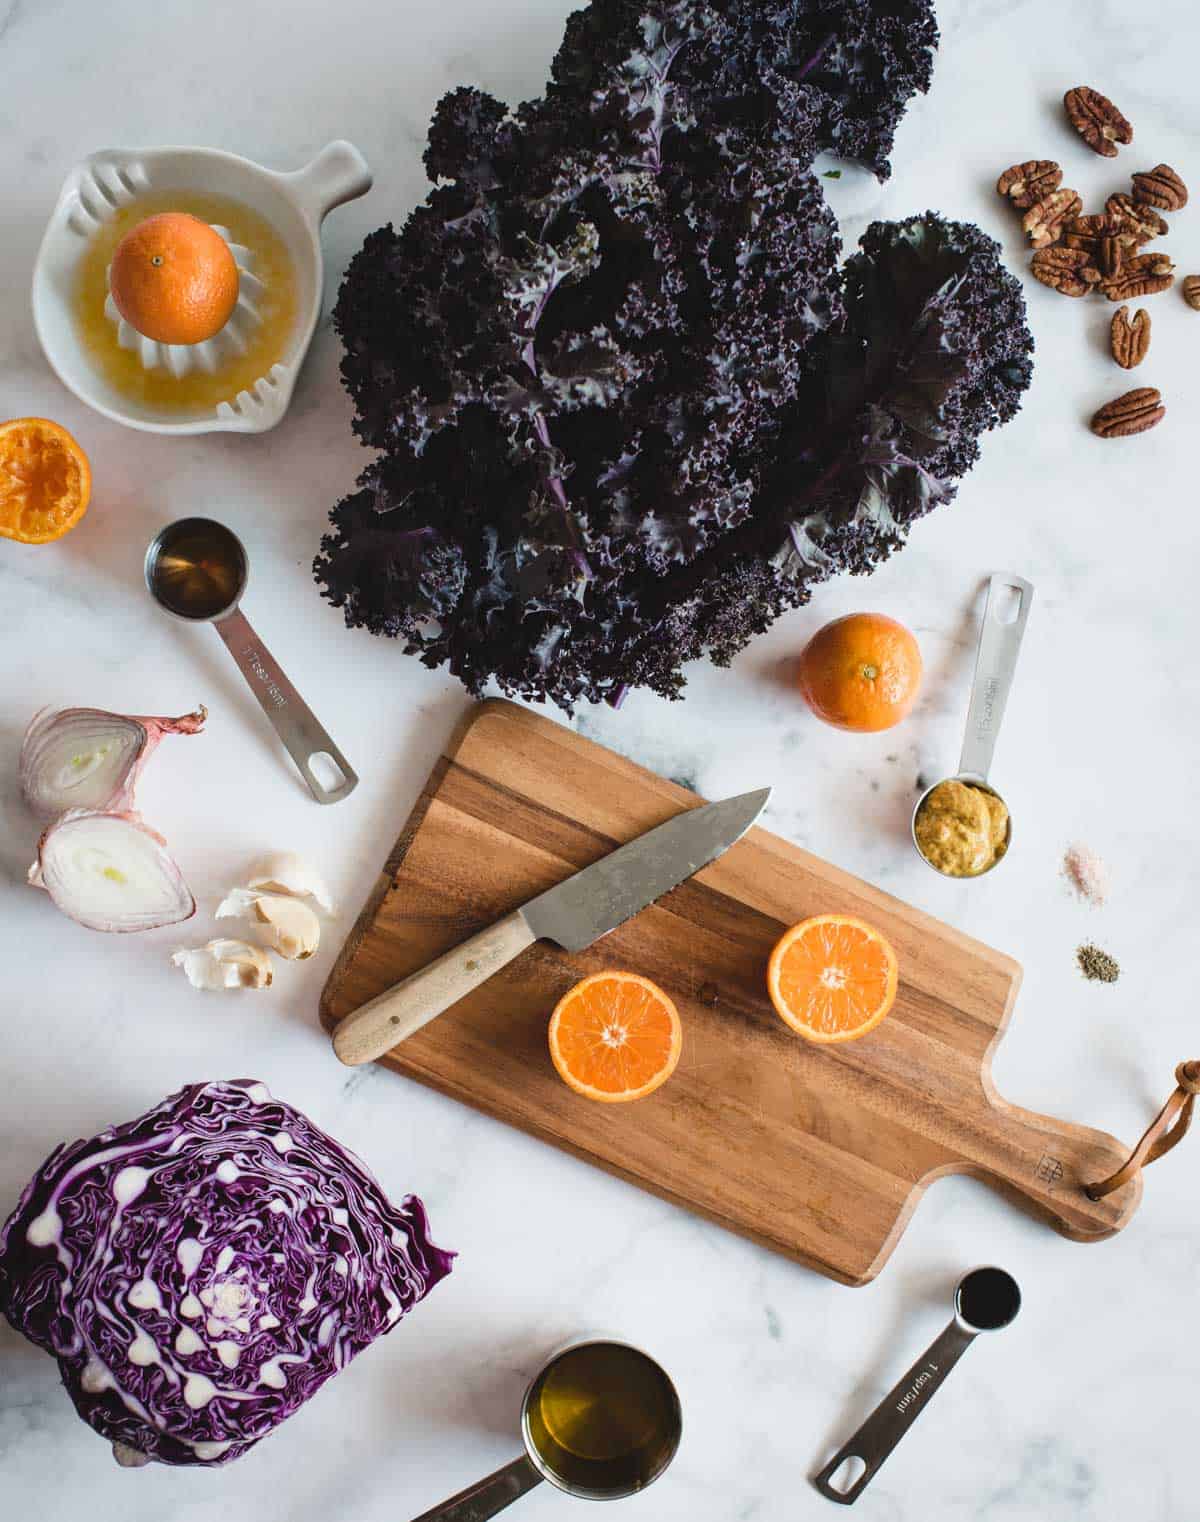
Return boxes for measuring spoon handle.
[409,1455,543,1522]
[957,574,1034,782]
[813,1320,975,1505]
[214,607,357,805]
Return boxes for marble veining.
[1,0,1198,1517]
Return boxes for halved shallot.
[29,810,196,932]
[20,705,206,820]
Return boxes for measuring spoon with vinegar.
[145,517,357,804]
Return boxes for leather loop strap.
[1086,1061,1200,1201]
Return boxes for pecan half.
[1100,252,1176,301]
[1090,387,1164,438]
[1031,246,1102,296]
[1110,306,1151,368]
[1131,163,1188,212]
[1064,214,1144,254]
[1183,275,1200,310]
[996,159,1062,209]
[1022,188,1083,248]
[1105,193,1168,242]
[1064,86,1133,157]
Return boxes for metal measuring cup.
[912,573,1034,877]
[144,517,357,804]
[410,1336,682,1521]
[813,1266,1021,1505]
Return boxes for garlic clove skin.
[216,888,320,960]
[172,939,274,990]
[245,851,334,915]
[31,809,196,933]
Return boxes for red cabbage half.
[0,1080,453,1466]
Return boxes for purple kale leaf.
[316,3,1032,711]
[548,0,938,179]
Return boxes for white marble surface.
[2,0,1199,1517]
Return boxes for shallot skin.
[20,705,206,820]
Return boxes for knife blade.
[521,787,770,950]
[332,786,770,1066]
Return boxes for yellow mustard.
[915,779,1009,877]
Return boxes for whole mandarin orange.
[109,213,239,346]
[797,613,922,732]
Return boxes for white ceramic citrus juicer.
[33,140,371,434]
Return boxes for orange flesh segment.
[549,972,682,1102]
[768,915,898,1043]
[0,418,91,543]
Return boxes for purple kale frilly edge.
[314,0,1034,711]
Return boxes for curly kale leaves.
[316,0,1032,710]
[548,0,939,179]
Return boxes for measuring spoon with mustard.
[814,1266,1021,1505]
[145,517,357,804]
[912,573,1033,878]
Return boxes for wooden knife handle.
[332,910,537,1066]
[965,1085,1143,1240]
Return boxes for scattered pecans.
[1090,386,1165,438]
[1105,193,1167,242]
[996,159,1063,209]
[998,91,1186,435]
[1110,306,1151,368]
[1099,252,1175,301]
[1022,187,1083,248]
[1031,246,1101,297]
[1064,86,1133,158]
[1131,163,1188,212]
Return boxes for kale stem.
[793,34,833,82]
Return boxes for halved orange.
[549,971,682,1103]
[0,418,91,544]
[767,915,898,1043]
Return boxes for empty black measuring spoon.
[813,1267,1021,1505]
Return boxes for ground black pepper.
[1077,943,1120,983]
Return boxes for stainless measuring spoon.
[410,1336,681,1521]
[912,573,1033,876]
[145,517,357,804]
[813,1266,1021,1506]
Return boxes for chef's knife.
[332,787,770,1066]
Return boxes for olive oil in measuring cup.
[411,1338,681,1519]
[524,1340,680,1496]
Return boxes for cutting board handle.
[970,1082,1143,1240]
[332,911,537,1066]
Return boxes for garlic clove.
[172,939,274,990]
[31,809,196,933]
[216,888,320,960]
[245,851,334,914]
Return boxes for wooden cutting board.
[321,700,1140,1285]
